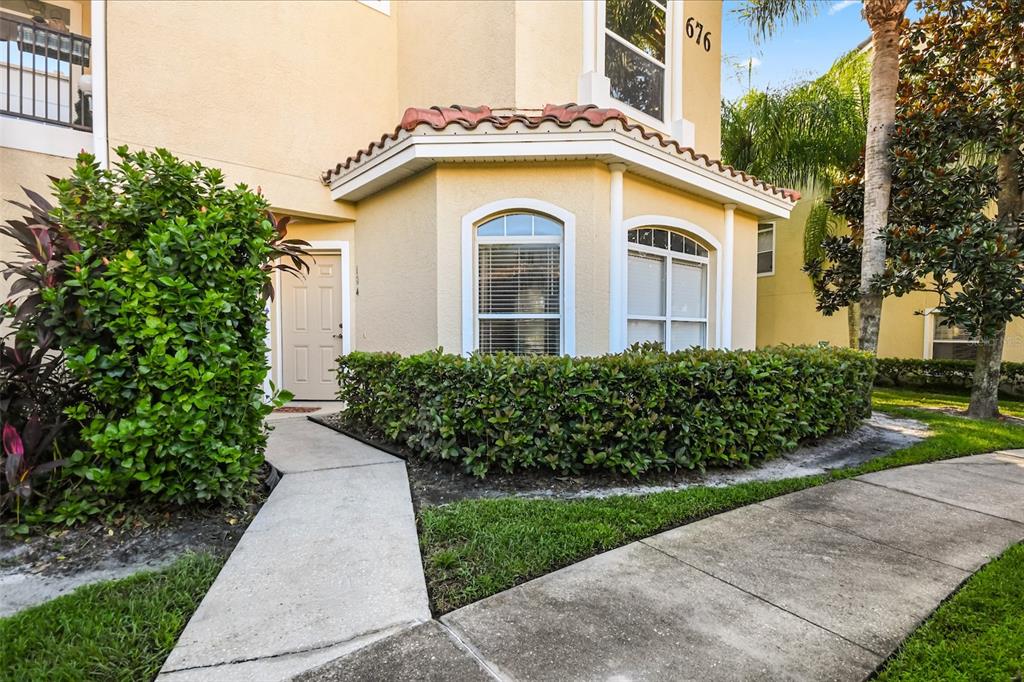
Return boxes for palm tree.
[722,50,870,346]
[737,0,910,354]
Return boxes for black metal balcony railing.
[0,14,92,131]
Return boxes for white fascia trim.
[330,131,795,219]
[461,198,577,357]
[0,116,93,158]
[622,215,725,350]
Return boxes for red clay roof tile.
[323,104,800,203]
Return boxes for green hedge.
[875,357,1024,394]
[335,346,875,477]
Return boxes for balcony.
[0,13,92,131]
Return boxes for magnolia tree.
[808,0,1024,418]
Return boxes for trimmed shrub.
[2,148,307,525]
[874,357,1024,395]
[336,346,875,477]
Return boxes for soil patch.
[314,412,929,507]
[0,467,272,617]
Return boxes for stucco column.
[91,0,109,168]
[722,203,736,349]
[609,163,627,353]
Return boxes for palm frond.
[803,198,842,267]
[735,0,819,43]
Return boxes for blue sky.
[721,0,922,101]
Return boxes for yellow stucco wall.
[396,1,517,110]
[435,162,610,356]
[757,196,1024,361]
[622,174,758,348]
[682,0,723,157]
[105,0,397,220]
[351,169,440,354]
[513,1,583,109]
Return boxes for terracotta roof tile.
[323,103,800,203]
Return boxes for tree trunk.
[858,0,908,354]
[968,330,1005,418]
[847,302,861,349]
[968,149,1024,417]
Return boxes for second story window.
[605,0,666,120]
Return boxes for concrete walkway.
[157,416,430,681]
[305,450,1024,681]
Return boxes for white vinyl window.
[929,313,979,360]
[757,223,775,276]
[476,212,563,355]
[604,0,667,120]
[626,227,709,350]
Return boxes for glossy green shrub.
[336,346,875,477]
[874,357,1024,395]
[24,149,296,513]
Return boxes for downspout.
[90,0,108,168]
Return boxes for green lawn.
[3,388,1022,680]
[419,388,1024,614]
[0,553,223,682]
[876,542,1024,681]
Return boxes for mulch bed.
[273,406,321,414]
[312,412,924,508]
[1,465,273,581]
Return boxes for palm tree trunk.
[847,302,861,349]
[967,149,1023,418]
[858,0,908,354]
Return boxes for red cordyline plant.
[0,184,87,521]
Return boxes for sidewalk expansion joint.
[161,620,422,674]
[637,540,884,658]
[279,459,404,475]
[437,620,507,682]
[851,477,1024,526]
[754,502,975,574]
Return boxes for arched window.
[476,212,564,355]
[626,226,709,350]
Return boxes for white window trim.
[596,0,673,128]
[267,240,352,397]
[757,222,776,277]
[581,0,692,139]
[620,215,723,350]
[461,199,576,356]
[626,229,712,351]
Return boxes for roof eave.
[329,129,795,220]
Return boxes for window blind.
[478,241,561,355]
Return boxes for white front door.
[280,252,343,400]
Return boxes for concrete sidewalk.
[157,417,431,681]
[308,450,1024,681]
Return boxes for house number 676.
[685,17,712,52]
